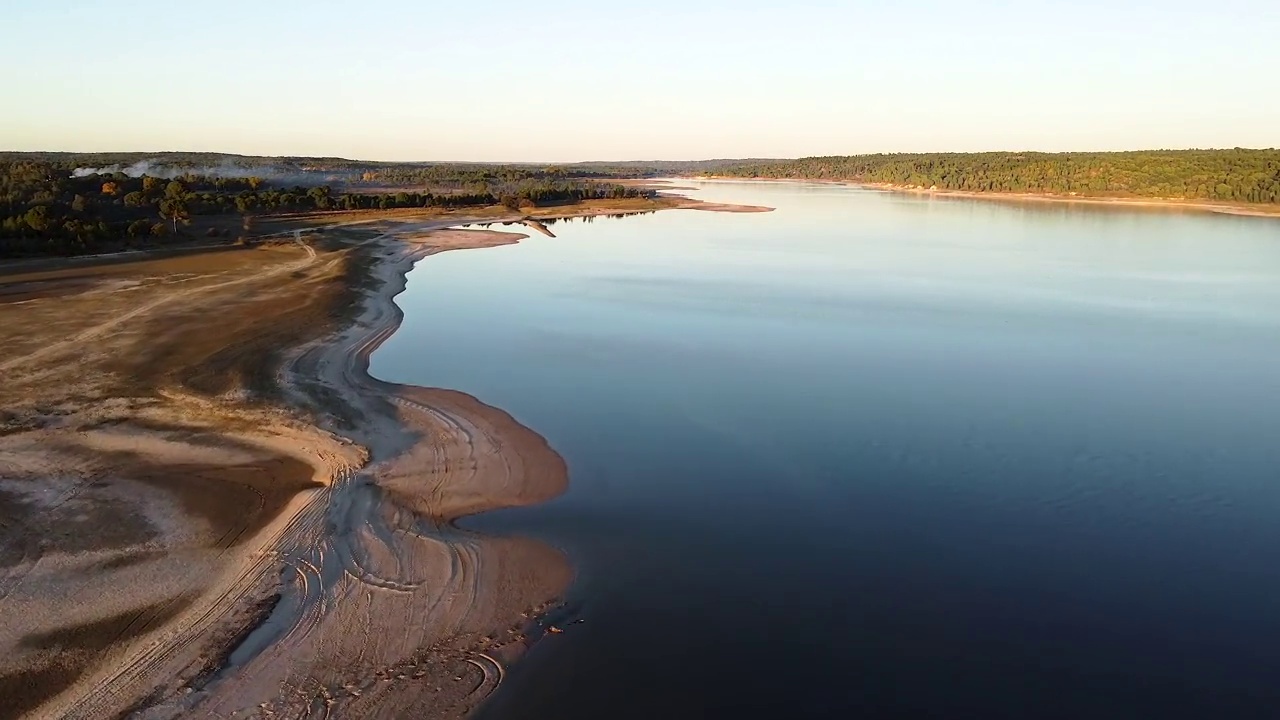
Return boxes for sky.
[2,0,1277,161]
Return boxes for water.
[371,182,1280,718]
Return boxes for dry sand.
[0,240,370,720]
[166,223,571,720]
[0,196,768,719]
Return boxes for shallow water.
[371,181,1280,718]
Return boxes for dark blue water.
[371,182,1280,719]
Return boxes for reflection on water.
[374,181,1280,719]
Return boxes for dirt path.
[0,238,316,376]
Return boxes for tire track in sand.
[0,238,316,375]
[166,223,570,720]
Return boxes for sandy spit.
[130,223,574,720]
[184,201,777,718]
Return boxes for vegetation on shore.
[713,149,1280,205]
[0,158,660,258]
[9,148,1278,258]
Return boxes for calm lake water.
[371,182,1280,719]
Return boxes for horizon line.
[2,146,1277,165]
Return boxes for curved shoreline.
[17,223,573,720]
[169,223,574,719]
[201,202,777,716]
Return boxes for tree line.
[0,159,653,258]
[712,149,1280,204]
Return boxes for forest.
[713,149,1280,204]
[0,157,654,258]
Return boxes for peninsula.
[0,160,769,718]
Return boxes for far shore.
[695,176,1280,219]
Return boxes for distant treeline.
[713,150,1280,204]
[357,161,766,188]
[0,158,653,258]
[0,152,753,185]
[364,165,630,187]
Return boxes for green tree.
[307,186,331,210]
[159,197,190,233]
[23,205,50,232]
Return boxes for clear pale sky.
[3,0,1277,161]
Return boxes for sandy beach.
[0,198,770,719]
